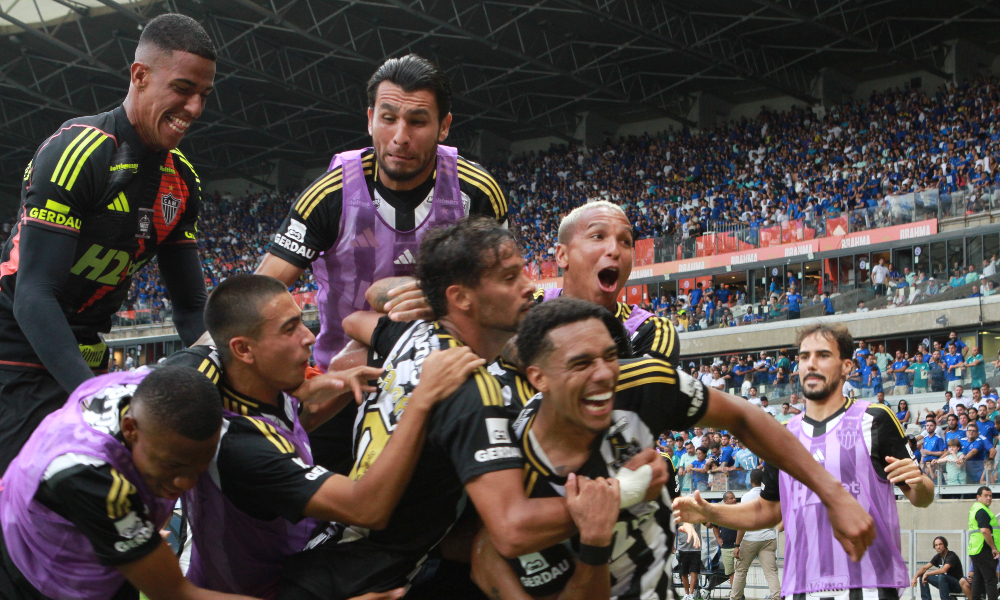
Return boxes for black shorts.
[677,551,702,575]
[0,369,68,475]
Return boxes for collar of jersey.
[432,321,466,348]
[801,396,854,429]
[220,383,294,431]
[113,105,157,159]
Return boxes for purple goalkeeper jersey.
[779,400,909,595]
[311,146,464,370]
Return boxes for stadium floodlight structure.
[0,0,996,211]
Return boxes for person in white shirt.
[709,367,727,391]
[871,258,891,296]
[760,396,781,418]
[730,469,781,600]
[745,387,762,407]
[983,258,996,278]
[700,365,715,388]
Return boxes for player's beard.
[376,147,437,183]
[801,373,842,400]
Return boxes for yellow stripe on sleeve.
[246,418,295,453]
[869,402,906,438]
[457,164,505,218]
[51,129,93,184]
[106,469,122,518]
[458,160,507,214]
[57,130,105,189]
[294,169,343,214]
[616,376,676,393]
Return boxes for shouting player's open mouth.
[582,390,614,416]
[165,114,191,134]
[597,267,619,293]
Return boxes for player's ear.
[229,336,255,365]
[437,112,452,142]
[555,244,569,269]
[367,107,374,137]
[445,284,472,313]
[130,61,151,91]
[526,365,547,393]
[121,413,140,446]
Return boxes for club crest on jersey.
[608,431,641,469]
[836,418,859,449]
[160,192,181,225]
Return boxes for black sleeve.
[35,460,161,566]
[457,158,508,225]
[507,542,576,597]
[866,404,914,481]
[369,316,416,358]
[22,123,114,238]
[664,454,681,501]
[215,418,334,522]
[268,169,346,269]
[759,463,780,501]
[12,224,94,393]
[156,244,207,346]
[614,359,708,436]
[977,507,993,530]
[160,345,222,385]
[630,316,680,365]
[428,368,524,483]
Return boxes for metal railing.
[525,184,1000,279]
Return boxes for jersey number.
[71,244,131,285]
[350,409,391,481]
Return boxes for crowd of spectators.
[501,75,1000,265]
[660,330,1000,491]
[119,188,318,322]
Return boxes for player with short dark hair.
[163,274,482,596]
[0,365,258,600]
[471,299,878,600]
[257,53,508,473]
[0,13,215,473]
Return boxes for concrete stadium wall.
[678,296,998,357]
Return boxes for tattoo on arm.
[367,277,414,311]
[490,587,504,600]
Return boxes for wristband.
[577,542,613,566]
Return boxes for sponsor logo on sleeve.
[112,512,155,553]
[474,447,522,462]
[486,418,511,444]
[286,219,307,242]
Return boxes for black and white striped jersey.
[507,359,708,599]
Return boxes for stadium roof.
[0,0,997,204]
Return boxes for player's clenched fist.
[566,473,620,546]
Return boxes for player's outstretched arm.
[697,388,876,562]
[117,539,258,600]
[885,456,935,507]
[343,310,385,346]
[673,490,781,532]
[302,348,484,529]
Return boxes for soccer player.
[278,219,607,598]
[371,200,679,412]
[257,54,508,472]
[0,366,256,600]
[675,323,935,600]
[468,299,877,600]
[0,14,215,473]
[164,275,484,597]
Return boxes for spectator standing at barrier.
[908,354,930,394]
[968,347,987,390]
[968,487,1000,600]
[712,493,740,588]
[872,258,890,296]
[822,291,835,315]
[730,469,781,600]
[920,419,947,479]
[892,351,911,395]
[913,536,972,600]
[949,333,969,358]
[678,441,697,492]
[730,440,758,490]
[930,354,947,393]
[897,400,912,425]
[677,523,703,600]
[938,438,968,484]
[964,424,991,483]
[945,345,966,392]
